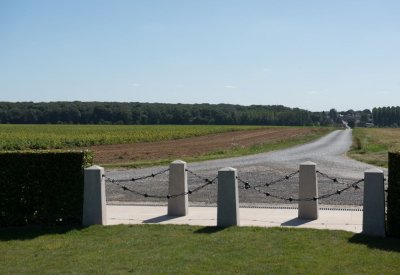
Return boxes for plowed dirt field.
[90,127,315,164]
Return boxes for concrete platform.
[106,204,363,233]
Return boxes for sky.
[0,0,399,111]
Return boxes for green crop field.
[0,124,268,150]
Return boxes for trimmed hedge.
[0,151,93,226]
[388,152,400,237]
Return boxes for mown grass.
[103,127,333,168]
[349,128,400,167]
[0,124,267,150]
[1,224,399,274]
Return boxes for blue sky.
[0,0,399,111]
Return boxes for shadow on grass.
[349,234,400,253]
[0,225,83,241]
[194,226,227,234]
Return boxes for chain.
[106,168,217,199]
[105,168,365,202]
[316,170,355,185]
[243,178,364,202]
[186,169,218,185]
[103,168,170,183]
[237,170,299,189]
[113,177,216,199]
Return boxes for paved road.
[106,129,386,206]
[179,129,377,178]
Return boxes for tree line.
[372,107,400,127]
[0,102,338,126]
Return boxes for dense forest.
[372,107,400,127]
[0,102,336,126]
[1,102,396,127]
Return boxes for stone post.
[298,161,319,219]
[168,160,188,216]
[363,168,386,237]
[83,165,107,226]
[217,167,239,227]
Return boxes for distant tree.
[0,101,349,127]
[362,109,371,115]
[347,117,356,128]
[372,106,400,127]
[329,108,338,122]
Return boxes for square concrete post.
[298,161,319,220]
[83,165,107,226]
[363,168,386,237]
[217,167,240,227]
[168,160,188,216]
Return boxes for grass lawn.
[349,128,400,167]
[1,224,400,274]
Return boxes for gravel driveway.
[105,129,387,206]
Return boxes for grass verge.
[348,128,400,167]
[102,127,333,169]
[1,224,399,274]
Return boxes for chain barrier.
[237,170,299,190]
[104,168,217,199]
[238,170,364,202]
[316,170,347,184]
[186,169,218,185]
[238,177,364,202]
[103,168,170,183]
[104,167,365,202]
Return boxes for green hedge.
[0,151,93,226]
[388,152,400,237]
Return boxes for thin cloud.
[130,83,141,87]
[176,84,184,88]
[224,85,237,89]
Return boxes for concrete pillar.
[168,160,188,216]
[83,165,107,226]
[363,168,386,237]
[298,161,319,220]
[217,167,239,227]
